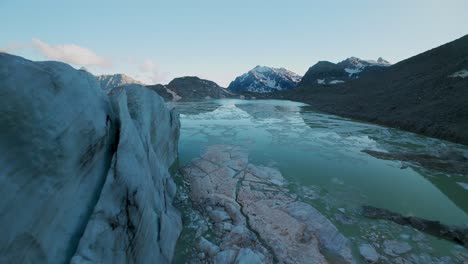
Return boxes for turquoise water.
[172,99,468,262]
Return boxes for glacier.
[0,53,181,264]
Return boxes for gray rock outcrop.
[182,144,356,263]
[359,243,380,263]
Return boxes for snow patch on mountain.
[449,69,468,79]
[329,80,345,84]
[344,68,362,77]
[340,57,391,77]
[165,86,182,101]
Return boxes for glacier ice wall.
[0,53,181,264]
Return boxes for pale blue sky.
[1,0,467,86]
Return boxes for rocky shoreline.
[173,144,468,264]
[362,206,468,248]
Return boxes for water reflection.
[169,100,220,115]
[174,99,468,226]
[299,104,468,217]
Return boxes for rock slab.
[182,144,356,263]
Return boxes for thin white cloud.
[26,39,168,84]
[133,59,170,84]
[32,38,110,67]
[0,42,27,53]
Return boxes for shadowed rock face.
[146,77,232,102]
[297,57,390,87]
[0,54,181,264]
[362,206,468,248]
[146,84,178,101]
[182,145,356,264]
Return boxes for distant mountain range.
[91,35,468,145]
[228,66,301,93]
[95,58,391,100]
[298,57,391,87]
[94,73,231,102]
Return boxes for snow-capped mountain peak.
[229,66,302,93]
[339,57,392,77]
[377,57,390,64]
[252,65,271,73]
[340,57,391,69]
[96,74,143,90]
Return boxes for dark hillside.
[283,34,468,144]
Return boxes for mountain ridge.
[278,34,468,145]
[96,73,143,90]
[228,66,302,93]
[298,57,391,87]
[146,76,232,101]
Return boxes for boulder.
[383,240,412,256]
[234,248,265,264]
[214,249,237,264]
[198,237,220,257]
[359,243,380,263]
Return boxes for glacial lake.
[172,99,468,263]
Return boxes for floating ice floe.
[457,182,468,190]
